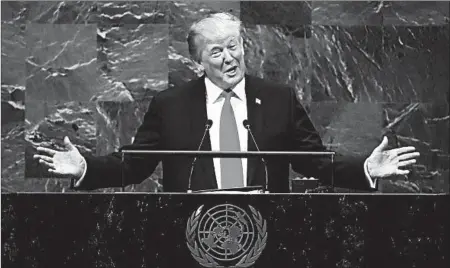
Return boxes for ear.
[240,36,245,55]
[192,60,205,76]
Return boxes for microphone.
[187,119,213,193]
[243,120,269,193]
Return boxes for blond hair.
[187,12,243,63]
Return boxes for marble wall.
[1,1,449,193]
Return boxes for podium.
[118,146,336,193]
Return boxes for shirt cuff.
[364,158,378,189]
[74,156,87,187]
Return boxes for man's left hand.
[366,136,420,179]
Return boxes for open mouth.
[225,66,238,76]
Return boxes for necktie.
[220,89,244,189]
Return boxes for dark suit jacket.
[77,75,374,192]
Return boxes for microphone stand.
[243,120,269,193]
[187,120,213,193]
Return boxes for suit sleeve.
[74,93,163,190]
[288,88,375,191]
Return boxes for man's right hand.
[33,136,86,179]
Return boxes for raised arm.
[34,93,164,191]
[287,88,373,191]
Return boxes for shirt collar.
[205,76,246,104]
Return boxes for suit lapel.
[188,76,217,189]
[245,75,264,186]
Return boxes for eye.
[229,44,237,50]
[211,51,221,57]
[210,49,222,57]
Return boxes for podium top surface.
[119,150,336,157]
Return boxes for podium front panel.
[2,194,448,268]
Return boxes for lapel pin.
[255,98,261,105]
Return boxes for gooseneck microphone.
[243,119,269,193]
[187,119,213,193]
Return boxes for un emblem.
[186,204,267,268]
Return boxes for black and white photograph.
[1,1,449,267]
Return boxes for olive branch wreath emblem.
[185,205,267,268]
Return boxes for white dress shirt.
[205,77,248,188]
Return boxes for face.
[197,26,246,89]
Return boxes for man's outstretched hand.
[367,136,420,179]
[33,136,86,179]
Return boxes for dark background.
[1,1,449,193]
[1,2,449,267]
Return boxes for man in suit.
[34,13,419,193]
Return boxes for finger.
[395,169,410,175]
[398,159,416,167]
[36,147,57,156]
[373,136,389,152]
[64,136,76,151]
[38,159,56,169]
[398,152,420,161]
[34,155,54,163]
[392,146,416,155]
